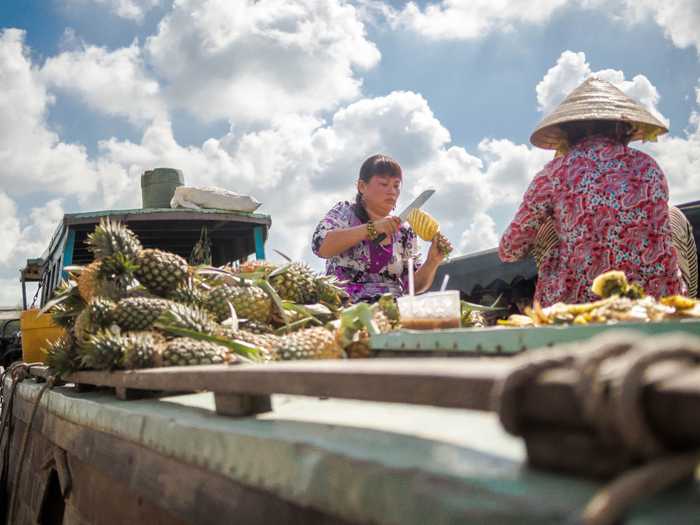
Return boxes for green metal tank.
[141,168,184,208]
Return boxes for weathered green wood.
[371,319,700,355]
[7,380,699,524]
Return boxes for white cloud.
[535,50,668,128]
[459,212,499,252]
[145,0,380,124]
[0,29,96,197]
[388,1,700,55]
[388,0,570,40]
[478,138,552,205]
[0,193,65,305]
[64,0,160,22]
[41,40,166,124]
[625,1,700,55]
[91,91,500,265]
[645,84,700,205]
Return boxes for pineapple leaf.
[460,300,507,312]
[155,324,262,362]
[256,278,288,325]
[266,262,291,279]
[272,249,293,262]
[340,303,379,337]
[274,316,320,335]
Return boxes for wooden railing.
[28,359,700,447]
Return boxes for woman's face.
[359,174,402,216]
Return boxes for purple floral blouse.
[312,201,422,302]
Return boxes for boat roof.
[41,207,272,265]
[435,199,700,298]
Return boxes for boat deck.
[5,378,699,524]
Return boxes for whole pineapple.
[86,218,142,275]
[167,277,209,308]
[315,276,349,308]
[134,249,189,295]
[85,297,117,328]
[76,261,126,302]
[217,327,280,361]
[122,331,165,369]
[50,280,86,329]
[112,297,171,331]
[206,284,271,323]
[274,327,343,361]
[269,263,319,304]
[80,330,126,370]
[158,303,220,336]
[159,338,232,366]
[73,308,97,343]
[45,333,79,376]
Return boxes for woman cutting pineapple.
[312,154,452,303]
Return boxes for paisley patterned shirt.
[499,136,685,306]
[312,201,422,302]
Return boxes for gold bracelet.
[366,220,378,241]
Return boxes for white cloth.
[170,186,261,212]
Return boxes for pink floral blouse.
[499,136,686,306]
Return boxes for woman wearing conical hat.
[499,77,687,306]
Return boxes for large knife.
[373,188,435,244]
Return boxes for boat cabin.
[20,207,271,309]
[434,200,700,309]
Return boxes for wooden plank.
[28,358,700,446]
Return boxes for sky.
[0,0,699,307]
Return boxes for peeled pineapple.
[406,209,452,257]
[407,208,439,241]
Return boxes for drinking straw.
[440,274,450,292]
[408,257,415,296]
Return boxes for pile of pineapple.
[45,219,398,377]
[499,270,700,327]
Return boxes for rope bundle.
[492,330,700,524]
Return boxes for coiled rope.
[492,331,700,525]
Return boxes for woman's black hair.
[354,154,403,223]
[559,119,634,147]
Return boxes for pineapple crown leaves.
[87,218,142,260]
[273,302,327,335]
[158,325,261,362]
[155,303,219,335]
[255,278,289,325]
[45,334,80,376]
[81,330,126,370]
[337,303,380,347]
[459,298,508,313]
[220,301,239,331]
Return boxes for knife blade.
[374,189,435,244]
[398,189,435,221]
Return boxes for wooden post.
[214,393,272,417]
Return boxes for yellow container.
[20,309,64,363]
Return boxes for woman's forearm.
[317,225,369,258]
[414,259,439,294]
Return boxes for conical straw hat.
[530,77,668,150]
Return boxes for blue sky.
[0,0,699,305]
